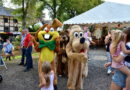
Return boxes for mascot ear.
[35,24,48,40]
[51,18,63,29]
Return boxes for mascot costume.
[57,31,69,76]
[32,19,62,89]
[66,25,88,90]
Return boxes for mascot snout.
[80,37,85,44]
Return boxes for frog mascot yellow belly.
[32,19,62,89]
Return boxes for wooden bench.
[2,50,21,60]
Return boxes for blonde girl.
[39,61,54,90]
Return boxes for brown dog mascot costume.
[66,25,88,90]
[57,31,69,76]
[32,19,62,89]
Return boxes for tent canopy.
[63,2,130,25]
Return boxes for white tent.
[63,2,130,25]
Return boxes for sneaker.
[107,70,112,75]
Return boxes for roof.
[0,6,13,16]
[63,2,130,25]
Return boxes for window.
[13,19,18,23]
[4,18,8,23]
[4,26,10,32]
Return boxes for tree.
[11,0,41,28]
[10,0,103,27]
[0,0,3,6]
[40,0,103,22]
[60,0,103,21]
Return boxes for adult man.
[19,30,26,65]
[23,29,33,72]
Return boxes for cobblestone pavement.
[0,49,112,90]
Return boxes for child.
[105,30,130,90]
[39,61,54,90]
[3,39,14,60]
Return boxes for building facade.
[0,6,19,33]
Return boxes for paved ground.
[0,49,112,90]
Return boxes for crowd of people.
[104,27,130,90]
[0,28,33,72]
[1,25,130,90]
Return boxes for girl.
[39,61,54,90]
[110,30,130,90]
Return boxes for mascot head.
[59,30,69,46]
[69,25,88,53]
[37,24,59,42]
[33,19,63,52]
[35,19,63,42]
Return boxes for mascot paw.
[80,53,87,62]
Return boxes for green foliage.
[28,24,41,32]
[0,0,3,6]
[11,0,43,28]
[40,0,103,22]
[10,0,103,26]
[12,35,21,50]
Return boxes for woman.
[110,27,130,90]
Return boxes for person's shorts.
[112,70,126,88]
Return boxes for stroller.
[0,44,7,83]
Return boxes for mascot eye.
[50,28,54,32]
[74,32,79,38]
[79,32,83,37]
[43,27,48,31]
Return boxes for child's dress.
[41,72,54,90]
[111,41,124,69]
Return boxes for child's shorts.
[112,70,126,88]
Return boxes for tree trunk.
[22,0,30,29]
[53,0,57,19]
[22,0,26,29]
